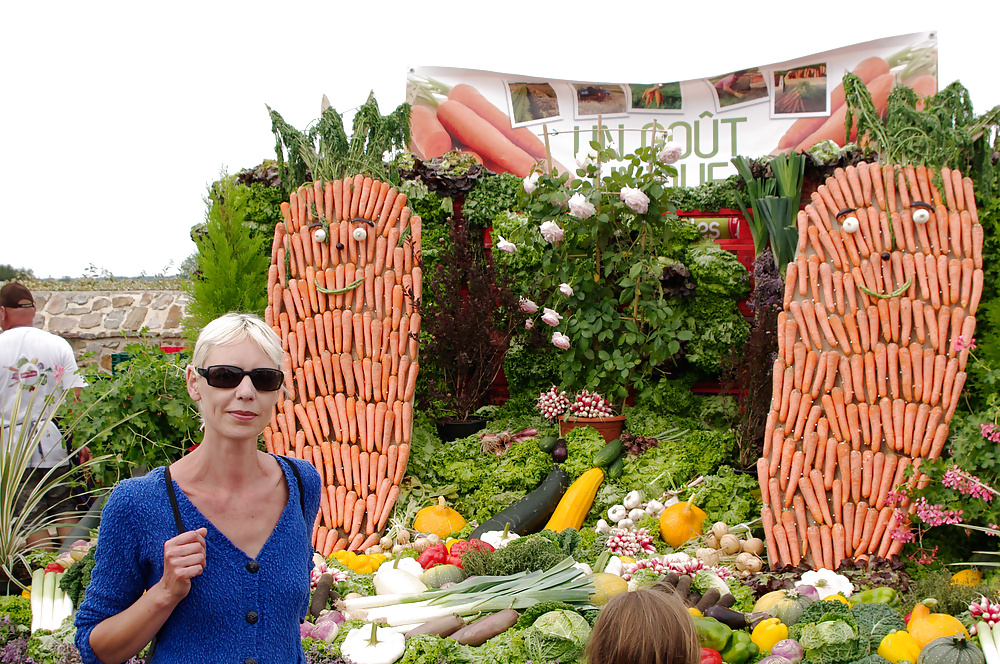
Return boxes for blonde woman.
[76,313,320,664]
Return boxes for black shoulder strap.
[276,455,306,519]
[162,467,185,535]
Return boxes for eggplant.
[449,609,519,646]
[309,573,334,618]
[469,467,569,539]
[404,614,465,638]
[704,604,748,630]
[694,588,721,613]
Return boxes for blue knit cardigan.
[75,456,321,664]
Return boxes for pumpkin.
[589,572,628,606]
[907,601,970,649]
[916,635,985,664]
[951,568,984,587]
[752,588,814,626]
[659,495,708,548]
[420,564,467,589]
[413,496,466,538]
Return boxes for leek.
[979,621,1000,664]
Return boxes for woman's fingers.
[161,528,209,595]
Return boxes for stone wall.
[28,291,190,371]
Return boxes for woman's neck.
[175,432,268,491]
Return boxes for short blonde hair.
[191,312,282,370]
[584,586,700,664]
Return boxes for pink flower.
[568,193,595,219]
[539,220,564,243]
[519,298,539,314]
[525,318,534,330]
[913,497,963,527]
[551,331,571,350]
[541,308,563,326]
[495,234,516,253]
[954,335,977,352]
[620,186,649,214]
[558,283,574,297]
[983,423,1000,444]
[657,141,683,165]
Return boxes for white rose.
[657,141,683,165]
[539,220,564,243]
[551,331,571,350]
[519,298,538,314]
[568,193,595,219]
[558,283,574,297]
[620,186,650,214]
[523,172,540,194]
[495,234,516,253]
[541,308,563,326]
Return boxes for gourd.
[951,569,984,587]
[543,468,605,532]
[916,635,985,664]
[752,588,814,626]
[420,564,467,589]
[659,495,708,548]
[588,572,628,606]
[469,467,569,539]
[413,497,466,538]
[907,601,971,649]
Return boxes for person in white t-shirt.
[0,282,89,549]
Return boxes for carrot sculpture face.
[760,163,982,570]
[264,177,421,556]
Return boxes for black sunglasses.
[196,365,284,391]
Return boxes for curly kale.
[470,628,529,664]
[561,426,606,481]
[399,634,475,664]
[59,548,96,609]
[0,596,31,630]
[851,603,906,657]
[681,294,751,373]
[844,656,892,664]
[685,241,750,299]
[789,600,860,664]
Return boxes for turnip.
[769,638,804,663]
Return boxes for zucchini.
[469,466,569,539]
[607,455,624,479]
[592,438,623,468]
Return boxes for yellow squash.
[659,495,708,548]
[544,468,604,532]
[907,601,970,649]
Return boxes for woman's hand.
[158,527,208,601]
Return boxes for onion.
[795,584,820,602]
[770,638,804,663]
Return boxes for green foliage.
[669,177,744,212]
[680,294,751,374]
[560,425,607,480]
[0,595,31,629]
[684,241,750,299]
[0,265,34,281]
[64,341,198,487]
[182,175,271,341]
[268,93,410,196]
[693,465,761,528]
[400,634,475,664]
[462,172,522,231]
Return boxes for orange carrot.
[875,455,898,510]
[928,423,951,461]
[810,469,833,526]
[781,511,801,567]
[793,495,810,557]
[784,450,804,508]
[773,524,793,568]
[436,100,537,177]
[856,507,878,554]
[820,524,834,571]
[832,479,844,524]
[768,475,782,519]
[805,526,823,569]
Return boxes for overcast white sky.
[2,1,995,279]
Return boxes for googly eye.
[352,227,368,242]
[912,208,930,224]
[841,216,860,234]
[314,228,327,243]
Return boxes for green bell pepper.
[720,630,760,664]
[693,616,733,652]
[852,587,899,607]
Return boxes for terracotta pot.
[559,415,626,444]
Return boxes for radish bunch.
[568,390,613,418]
[536,385,570,420]
[971,595,1000,626]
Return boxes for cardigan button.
[245,659,257,664]
[246,560,260,573]
[245,611,258,624]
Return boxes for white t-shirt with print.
[0,326,87,468]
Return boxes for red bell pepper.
[701,647,724,664]
[416,543,449,569]
[447,538,495,568]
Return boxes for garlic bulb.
[608,505,628,523]
[623,490,643,510]
[842,216,860,233]
[627,508,646,523]
[353,227,368,241]
[314,228,328,242]
[644,499,665,517]
[595,519,612,534]
[912,207,930,224]
[617,518,634,530]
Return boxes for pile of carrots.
[260,174,422,556]
[758,162,983,570]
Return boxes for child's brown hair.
[583,585,699,664]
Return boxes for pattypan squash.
[340,623,405,664]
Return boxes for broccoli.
[0,595,32,629]
[850,602,906,657]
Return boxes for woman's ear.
[186,365,202,402]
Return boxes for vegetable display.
[263,175,422,554]
[759,162,983,569]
